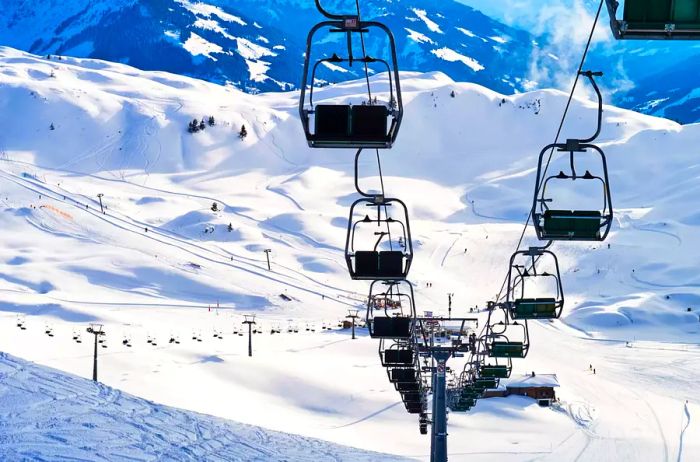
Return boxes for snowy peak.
[0,0,543,95]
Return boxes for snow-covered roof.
[504,374,560,389]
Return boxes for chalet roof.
[504,374,560,389]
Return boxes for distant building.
[480,373,559,406]
[505,373,559,406]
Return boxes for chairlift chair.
[532,72,613,242]
[480,362,512,379]
[346,197,413,280]
[506,247,564,320]
[299,1,404,149]
[605,0,700,39]
[367,281,416,339]
[388,367,417,383]
[380,341,416,367]
[486,320,530,359]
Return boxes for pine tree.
[208,115,216,126]
[49,123,55,131]
[189,119,200,133]
[227,223,233,232]
[450,90,456,98]
[199,118,206,131]
[239,125,248,139]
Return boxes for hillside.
[0,47,699,460]
[0,352,406,461]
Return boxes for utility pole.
[346,308,360,340]
[97,193,105,214]
[243,314,256,357]
[86,324,105,382]
[447,293,454,319]
[264,249,272,271]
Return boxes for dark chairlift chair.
[299,1,404,149]
[346,196,413,280]
[380,340,416,367]
[367,280,416,339]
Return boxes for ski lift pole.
[243,314,256,357]
[86,324,104,382]
[97,193,104,214]
[347,308,360,340]
[430,350,451,462]
[264,249,272,271]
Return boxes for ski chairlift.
[299,0,403,149]
[486,318,530,359]
[480,360,512,379]
[532,71,613,242]
[379,339,416,367]
[346,194,413,280]
[16,316,26,330]
[388,367,417,384]
[367,280,415,339]
[72,331,82,343]
[506,246,564,320]
[419,414,428,435]
[402,391,426,414]
[605,0,700,39]
[122,336,132,347]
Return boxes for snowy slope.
[0,352,406,461]
[0,47,699,460]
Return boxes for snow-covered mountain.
[1,47,699,460]
[0,0,545,95]
[3,0,700,122]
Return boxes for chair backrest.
[384,348,414,364]
[379,251,405,277]
[315,105,352,138]
[391,368,417,382]
[351,105,389,141]
[624,0,700,24]
[354,250,380,277]
[373,316,412,338]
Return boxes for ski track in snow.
[0,167,357,307]
[0,352,406,462]
[677,402,691,462]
